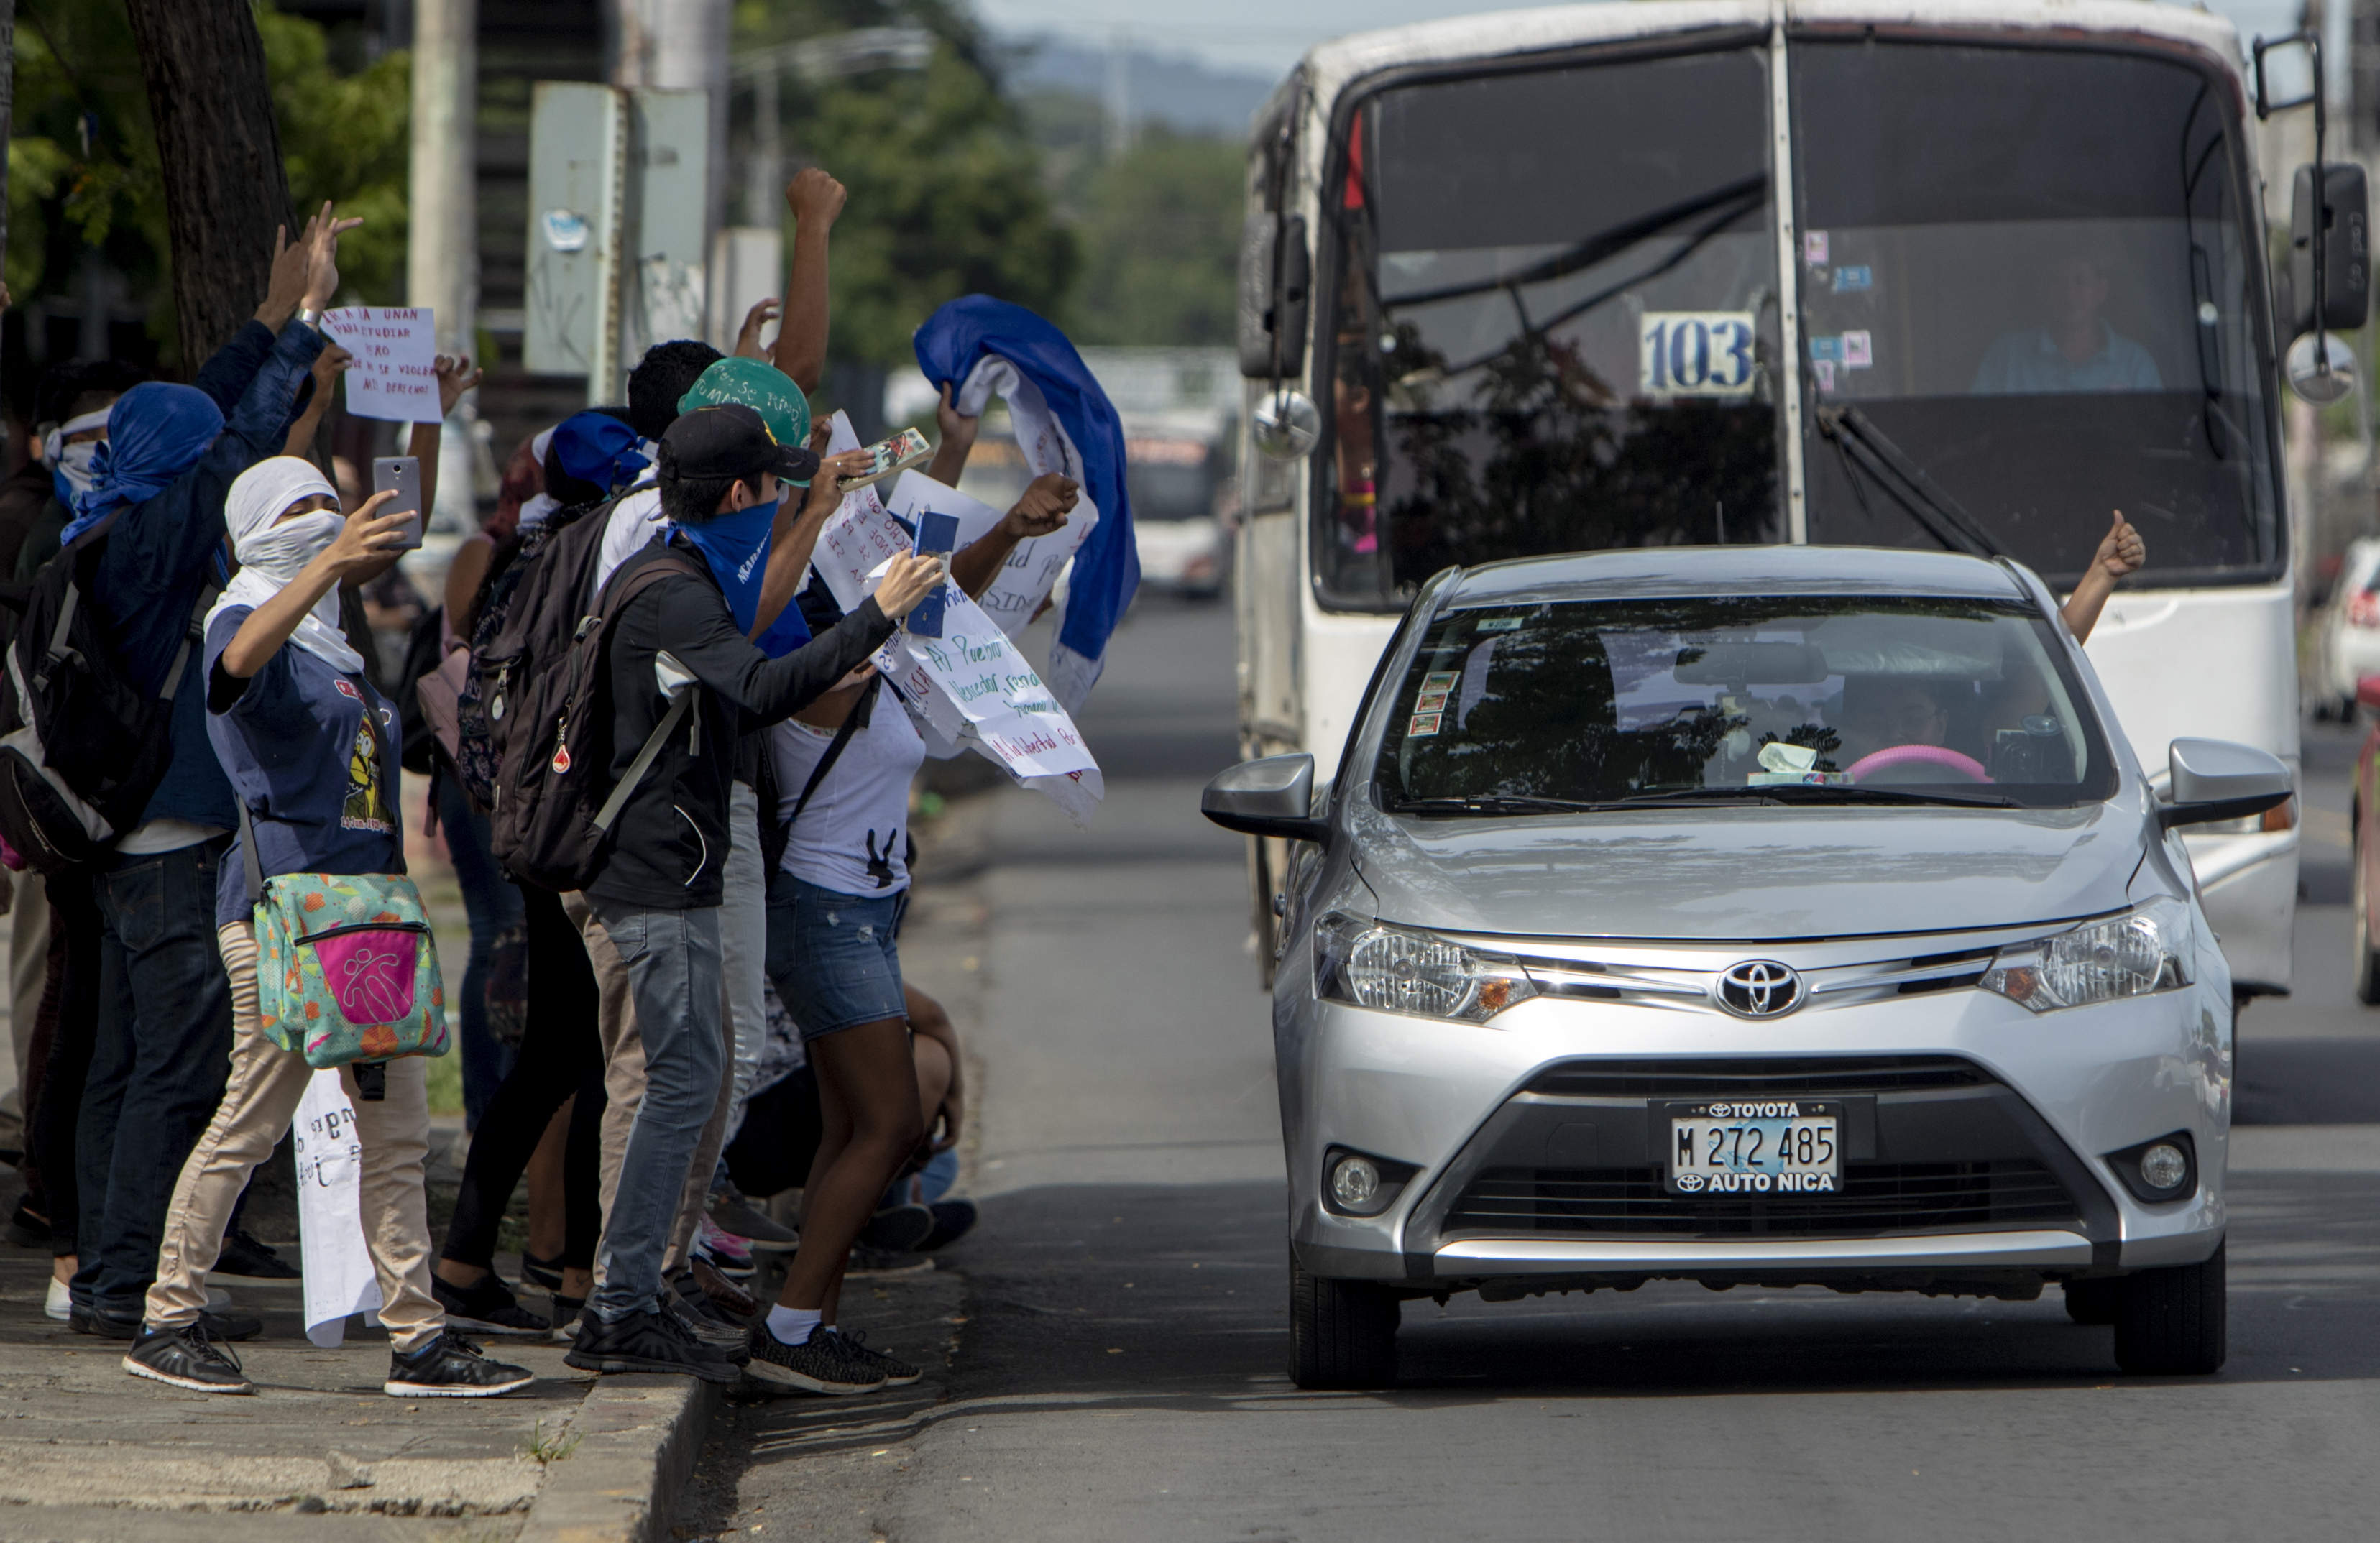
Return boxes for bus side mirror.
[2292,163,2369,333]
[1237,213,1310,381]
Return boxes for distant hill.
[999,34,1277,138]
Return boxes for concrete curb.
[517,1373,722,1543]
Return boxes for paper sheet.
[319,307,442,423]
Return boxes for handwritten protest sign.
[319,306,442,423]
[885,471,1095,640]
[812,414,1103,823]
[293,1069,382,1347]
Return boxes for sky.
[976,0,2308,80]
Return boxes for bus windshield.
[1320,41,1783,609]
[1793,40,2282,586]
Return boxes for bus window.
[1318,42,1783,611]
[1793,40,2283,586]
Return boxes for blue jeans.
[763,871,909,1040]
[73,836,234,1315]
[438,775,524,1130]
[587,898,724,1322]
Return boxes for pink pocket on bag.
[308,926,422,1025]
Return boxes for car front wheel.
[2356,831,2380,1005]
[1288,1255,1398,1389]
[2112,1241,2226,1376]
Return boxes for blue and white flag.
[914,296,1137,712]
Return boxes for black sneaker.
[75,1302,261,1342]
[214,1229,299,1281]
[830,1327,922,1386]
[858,1203,936,1253]
[550,1294,586,1342]
[519,1250,564,1292]
[665,1281,753,1364]
[845,1245,933,1278]
[387,1332,534,1398]
[6,1199,52,1250]
[123,1322,254,1395]
[564,1307,742,1385]
[919,1199,978,1251]
[431,1273,551,1337]
[743,1322,886,1395]
[707,1187,799,1250]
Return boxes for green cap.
[679,358,813,482]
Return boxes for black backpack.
[487,541,705,893]
[0,525,215,873]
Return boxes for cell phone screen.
[370,456,425,550]
[906,511,960,637]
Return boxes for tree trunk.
[121,0,295,367]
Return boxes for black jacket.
[584,533,895,910]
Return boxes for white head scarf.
[207,457,369,677]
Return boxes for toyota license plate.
[1665,1099,1843,1195]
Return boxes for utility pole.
[614,0,728,255]
[1105,28,1133,160]
[410,0,479,523]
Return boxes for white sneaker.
[206,1286,233,1311]
[45,1277,69,1322]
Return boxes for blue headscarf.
[676,497,814,658]
[60,383,226,546]
[551,411,651,493]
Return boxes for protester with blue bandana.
[66,203,360,1342]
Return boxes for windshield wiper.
[1814,404,2005,561]
[1607,784,2019,810]
[1392,794,1613,817]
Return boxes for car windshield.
[1374,593,2115,812]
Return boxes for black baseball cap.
[657,403,820,486]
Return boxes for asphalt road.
[688,598,2380,1543]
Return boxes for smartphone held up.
[369,455,426,549]
[906,510,960,637]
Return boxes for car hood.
[1348,801,2144,942]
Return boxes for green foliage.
[6,1,409,364]
[800,46,1075,366]
[1068,127,1242,346]
[259,6,412,305]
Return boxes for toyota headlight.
[1979,897,2195,1013]
[1314,915,1537,1023]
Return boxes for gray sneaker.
[707,1187,799,1250]
[743,1323,886,1395]
[666,1286,752,1364]
[829,1327,921,1386]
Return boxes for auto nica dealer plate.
[1665,1099,1843,1194]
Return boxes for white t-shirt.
[769,690,926,898]
[594,479,666,592]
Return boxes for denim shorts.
[764,868,909,1041]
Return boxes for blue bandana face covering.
[678,497,781,636]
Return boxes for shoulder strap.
[583,549,710,837]
[236,681,401,901]
[788,675,879,829]
[157,584,220,704]
[234,796,263,906]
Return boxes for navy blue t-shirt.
[206,606,404,928]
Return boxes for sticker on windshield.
[1477,617,1522,632]
[1804,231,1829,266]
[1423,671,1458,691]
[1640,313,1757,397]
[1812,359,1837,392]
[1407,711,1443,738]
[1832,265,1873,293]
[1808,335,1842,363]
[1414,690,1449,714]
[1843,330,1873,369]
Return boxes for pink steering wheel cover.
[1845,743,1993,783]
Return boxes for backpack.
[487,544,707,893]
[452,500,611,811]
[0,526,216,874]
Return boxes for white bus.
[1233,0,2362,998]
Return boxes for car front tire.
[1288,1254,1398,1389]
[2112,1241,2226,1376]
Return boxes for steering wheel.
[1846,744,1993,784]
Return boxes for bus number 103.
[1640,311,1757,397]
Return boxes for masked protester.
[120,458,536,1400]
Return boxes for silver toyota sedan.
[1203,547,2291,1388]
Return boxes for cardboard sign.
[319,306,443,423]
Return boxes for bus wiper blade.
[1392,794,1613,816]
[1752,783,2021,809]
[1814,404,2005,561]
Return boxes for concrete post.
[408,0,479,525]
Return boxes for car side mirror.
[1203,753,1328,843]
[2159,737,2293,829]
